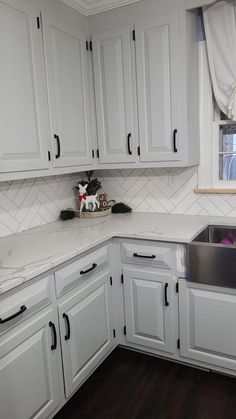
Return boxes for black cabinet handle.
[49,321,57,350]
[0,305,27,324]
[173,129,178,153]
[80,263,97,275]
[127,133,132,155]
[164,283,169,307]
[63,313,71,341]
[133,253,156,259]
[54,134,61,159]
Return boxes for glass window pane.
[219,125,236,152]
[219,154,236,180]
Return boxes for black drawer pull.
[173,129,178,153]
[80,263,97,275]
[54,134,61,159]
[49,321,57,350]
[63,313,71,341]
[164,283,169,307]
[133,253,156,259]
[0,305,27,324]
[127,133,132,155]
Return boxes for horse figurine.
[77,184,100,213]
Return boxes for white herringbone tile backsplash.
[1,167,236,238]
[98,167,236,217]
[0,174,79,238]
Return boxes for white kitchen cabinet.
[135,13,180,162]
[58,270,113,397]
[0,0,50,173]
[0,307,62,419]
[92,25,136,163]
[123,267,178,354]
[43,15,93,168]
[179,280,236,371]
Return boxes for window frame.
[198,41,236,191]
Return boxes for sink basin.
[188,225,236,288]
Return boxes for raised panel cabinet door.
[179,281,236,371]
[0,308,62,419]
[92,26,136,163]
[43,15,93,168]
[0,0,50,173]
[135,13,180,162]
[59,271,113,397]
[123,267,178,354]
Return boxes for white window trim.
[198,41,236,191]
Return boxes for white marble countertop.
[1,212,236,295]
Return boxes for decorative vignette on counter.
[2,167,236,237]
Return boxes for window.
[198,41,236,191]
[212,104,236,188]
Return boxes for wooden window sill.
[194,189,236,194]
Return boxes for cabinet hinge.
[123,326,127,336]
[48,151,51,162]
[137,146,140,156]
[121,273,124,284]
[110,277,113,286]
[176,282,179,293]
[97,149,100,158]
[177,339,180,349]
[132,29,136,41]
[86,41,89,51]
[92,149,95,158]
[89,41,93,51]
[37,17,41,29]
[113,329,116,338]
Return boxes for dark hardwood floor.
[54,347,236,419]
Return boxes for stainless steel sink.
[188,225,236,288]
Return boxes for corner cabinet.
[92,25,136,163]
[43,15,93,168]
[0,0,50,173]
[135,13,180,162]
[123,267,178,354]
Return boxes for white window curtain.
[203,0,236,120]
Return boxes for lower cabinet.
[123,267,178,354]
[58,270,114,397]
[0,308,62,419]
[179,280,236,371]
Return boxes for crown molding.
[62,0,141,16]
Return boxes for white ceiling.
[62,0,141,15]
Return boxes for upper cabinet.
[92,26,136,163]
[135,13,180,162]
[43,16,93,168]
[91,6,199,168]
[0,0,50,173]
[0,0,200,180]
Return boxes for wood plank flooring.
[54,347,236,419]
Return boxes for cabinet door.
[92,26,136,163]
[179,281,236,371]
[123,267,178,354]
[43,15,93,168]
[0,308,62,419]
[59,271,113,397]
[135,13,180,162]
[0,0,50,173]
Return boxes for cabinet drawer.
[0,276,53,335]
[121,241,177,270]
[55,245,109,297]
